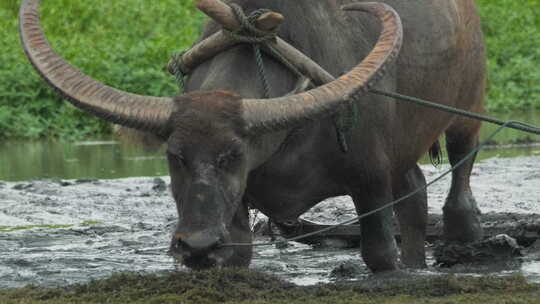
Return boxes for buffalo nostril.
[177,234,221,256]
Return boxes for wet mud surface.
[1,156,539,288]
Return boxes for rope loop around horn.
[167,51,188,89]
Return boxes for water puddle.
[73,141,119,146]
[522,261,540,282]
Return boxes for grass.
[0,269,539,303]
[0,221,102,232]
[0,224,73,232]
[0,0,539,139]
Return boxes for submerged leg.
[393,165,428,268]
[227,199,254,266]
[351,170,399,272]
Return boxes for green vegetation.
[0,224,72,232]
[0,221,102,232]
[0,269,539,303]
[0,0,538,139]
[0,0,203,139]
[476,0,540,111]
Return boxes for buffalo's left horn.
[241,2,403,133]
[19,0,174,135]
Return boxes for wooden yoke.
[175,0,335,88]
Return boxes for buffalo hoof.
[399,255,427,269]
[443,193,484,243]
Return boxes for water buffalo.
[20,0,485,272]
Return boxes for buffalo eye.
[167,151,186,167]
[216,149,242,170]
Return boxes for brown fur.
[171,90,245,136]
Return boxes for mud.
[0,156,539,288]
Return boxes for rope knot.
[222,3,281,98]
[224,3,279,44]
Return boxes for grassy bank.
[0,0,539,139]
[1,269,539,303]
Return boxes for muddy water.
[1,155,540,288]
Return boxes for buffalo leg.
[443,117,484,243]
[393,165,428,268]
[227,199,254,267]
[351,173,399,272]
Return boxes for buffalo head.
[19,0,402,268]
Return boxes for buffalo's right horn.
[241,2,403,133]
[19,0,174,136]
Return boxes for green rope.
[370,89,540,136]
[168,51,188,90]
[225,3,279,98]
[334,101,360,153]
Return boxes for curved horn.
[19,0,174,135]
[241,2,403,133]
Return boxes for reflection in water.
[0,138,168,181]
[522,261,540,283]
[480,110,540,144]
[0,111,539,181]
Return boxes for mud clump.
[526,240,540,259]
[330,261,363,280]
[12,182,33,190]
[75,178,99,184]
[152,178,167,192]
[434,234,523,267]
